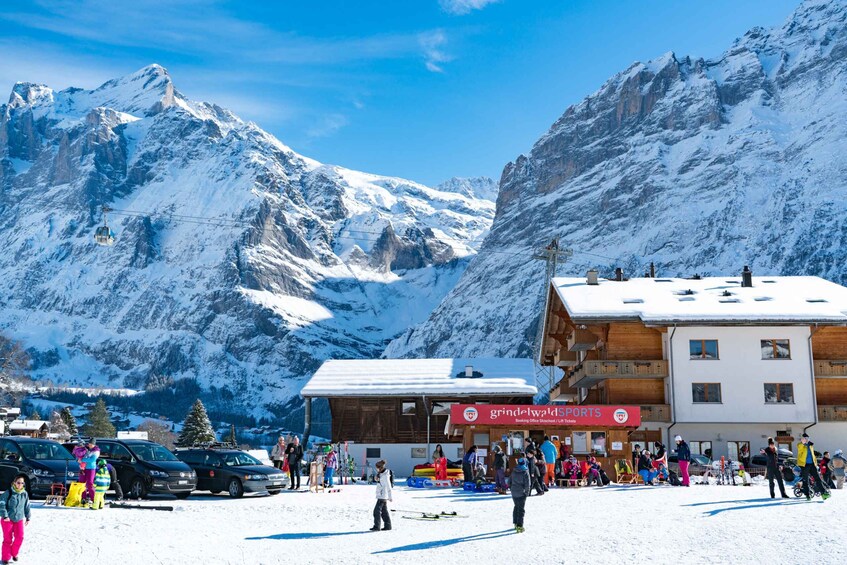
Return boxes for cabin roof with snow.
[550,275,847,325]
[9,420,49,431]
[301,358,538,398]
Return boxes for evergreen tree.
[178,399,216,446]
[49,410,70,440]
[60,407,78,436]
[226,424,237,445]
[82,399,116,438]
[30,410,41,420]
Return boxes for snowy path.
[26,481,846,564]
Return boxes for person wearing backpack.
[0,474,30,565]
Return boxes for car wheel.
[267,490,281,495]
[174,492,191,499]
[228,478,244,498]
[130,477,148,500]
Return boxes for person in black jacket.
[674,435,691,487]
[761,437,789,498]
[638,450,658,485]
[286,436,304,490]
[493,445,508,494]
[525,449,544,495]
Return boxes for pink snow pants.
[80,469,96,501]
[1,519,25,562]
[679,461,690,486]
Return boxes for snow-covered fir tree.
[30,410,41,420]
[60,406,78,436]
[82,399,116,438]
[178,399,216,446]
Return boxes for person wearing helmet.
[674,435,691,487]
[93,459,111,510]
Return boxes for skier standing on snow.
[286,436,303,490]
[493,445,508,494]
[271,436,286,470]
[798,433,830,500]
[370,460,392,532]
[761,437,789,499]
[832,449,847,490]
[510,456,531,533]
[674,435,691,487]
[0,473,30,565]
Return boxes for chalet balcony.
[568,360,669,389]
[814,360,847,377]
[818,405,847,421]
[641,404,672,422]
[548,379,577,402]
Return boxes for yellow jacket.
[797,442,817,466]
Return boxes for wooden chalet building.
[300,358,536,476]
[539,268,847,460]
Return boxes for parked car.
[667,453,711,475]
[175,447,287,498]
[0,437,80,496]
[64,439,196,499]
[750,447,794,468]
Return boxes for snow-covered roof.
[301,358,537,398]
[10,420,49,431]
[551,276,847,325]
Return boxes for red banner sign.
[449,404,641,427]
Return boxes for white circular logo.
[463,407,479,422]
[613,409,629,424]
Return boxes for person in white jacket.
[270,436,286,470]
[370,460,392,531]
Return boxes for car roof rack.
[174,441,238,451]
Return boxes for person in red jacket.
[433,444,447,481]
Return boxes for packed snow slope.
[386,0,847,360]
[25,481,847,564]
[0,64,496,420]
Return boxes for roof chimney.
[615,267,623,282]
[741,265,753,288]
[586,269,599,285]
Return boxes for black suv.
[64,439,196,499]
[175,448,287,498]
[0,437,80,496]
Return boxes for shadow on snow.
[372,529,516,554]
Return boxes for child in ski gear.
[73,438,100,507]
[674,435,691,486]
[462,446,477,483]
[493,445,508,494]
[761,437,789,498]
[638,450,658,485]
[510,457,531,533]
[798,433,830,500]
[833,449,847,489]
[0,474,30,564]
[286,436,303,490]
[540,436,558,487]
[271,436,286,470]
[93,458,111,509]
[370,460,392,531]
[324,448,337,487]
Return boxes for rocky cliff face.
[386,0,847,362]
[0,65,495,426]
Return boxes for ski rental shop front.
[300,358,537,477]
[445,404,641,480]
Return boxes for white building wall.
[670,326,815,424]
[347,443,463,478]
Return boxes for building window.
[761,339,790,359]
[430,401,455,416]
[690,340,719,359]
[366,448,381,458]
[727,441,750,462]
[689,441,712,459]
[572,431,588,453]
[692,383,722,403]
[764,383,794,404]
[401,401,416,415]
[571,431,605,454]
[590,432,607,455]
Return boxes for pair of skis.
[394,509,467,521]
[108,502,174,511]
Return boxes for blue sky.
[2,0,800,186]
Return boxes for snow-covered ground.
[24,479,846,564]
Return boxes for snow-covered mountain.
[386,0,847,361]
[0,64,495,427]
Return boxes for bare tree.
[138,419,178,450]
[0,333,30,384]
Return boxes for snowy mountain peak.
[89,64,181,116]
[435,177,498,202]
[8,82,54,109]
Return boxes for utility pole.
[531,237,573,397]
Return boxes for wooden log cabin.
[300,358,536,476]
[539,268,847,460]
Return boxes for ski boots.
[515,525,525,533]
[822,492,831,501]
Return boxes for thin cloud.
[419,30,452,73]
[439,0,501,15]
[306,113,349,139]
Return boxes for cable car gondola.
[94,205,115,246]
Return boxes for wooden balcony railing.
[641,404,672,422]
[814,361,847,377]
[568,359,669,389]
[818,405,847,421]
